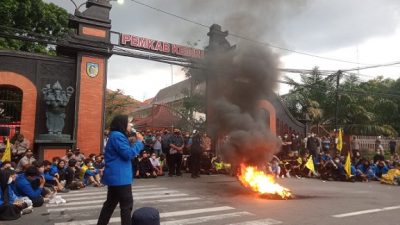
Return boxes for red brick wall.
[259,100,277,135]
[76,56,105,156]
[43,148,66,161]
[0,72,37,145]
[82,26,106,38]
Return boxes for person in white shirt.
[153,133,162,156]
[149,153,163,176]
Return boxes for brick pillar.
[57,0,112,156]
[76,56,106,155]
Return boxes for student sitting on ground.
[0,168,33,221]
[374,160,389,179]
[149,153,163,176]
[159,154,167,172]
[268,156,282,178]
[381,162,400,185]
[49,157,61,179]
[14,166,45,207]
[65,159,84,190]
[32,161,54,199]
[0,186,24,221]
[136,151,157,178]
[93,155,105,177]
[356,159,376,182]
[57,160,67,186]
[79,158,103,187]
[43,160,69,193]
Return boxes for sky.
[46,0,400,100]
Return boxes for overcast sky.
[47,0,400,100]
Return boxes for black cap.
[131,207,160,225]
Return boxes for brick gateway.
[0,0,305,160]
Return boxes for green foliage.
[180,67,206,131]
[0,0,69,55]
[105,89,139,128]
[283,68,400,136]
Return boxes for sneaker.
[286,173,291,178]
[59,188,70,193]
[21,207,33,215]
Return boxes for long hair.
[0,168,15,204]
[109,114,128,136]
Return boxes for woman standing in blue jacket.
[97,115,144,225]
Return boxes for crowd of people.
[0,128,221,221]
[0,131,111,221]
[0,128,398,222]
[271,133,400,185]
[107,128,222,179]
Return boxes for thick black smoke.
[207,44,281,166]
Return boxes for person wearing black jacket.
[190,132,203,178]
[167,129,184,177]
[137,151,156,178]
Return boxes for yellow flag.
[344,152,351,178]
[337,129,343,151]
[1,139,11,162]
[305,156,315,173]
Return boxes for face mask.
[88,163,93,167]
[334,160,340,164]
[284,135,288,138]
[8,177,13,184]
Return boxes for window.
[0,85,22,124]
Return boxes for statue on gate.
[42,81,74,135]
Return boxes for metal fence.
[351,135,400,152]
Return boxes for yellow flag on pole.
[337,129,343,151]
[1,139,11,162]
[344,152,352,178]
[305,155,315,174]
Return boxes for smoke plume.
[206,43,281,166]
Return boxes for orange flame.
[238,164,292,199]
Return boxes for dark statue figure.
[42,81,74,135]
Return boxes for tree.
[283,67,336,127]
[105,89,140,128]
[180,66,207,132]
[283,68,399,136]
[0,0,69,55]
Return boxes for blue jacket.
[49,164,58,176]
[15,174,43,199]
[102,131,143,186]
[0,184,18,205]
[43,171,55,182]
[0,189,3,206]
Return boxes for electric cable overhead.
[130,0,372,65]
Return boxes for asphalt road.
[4,174,400,225]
